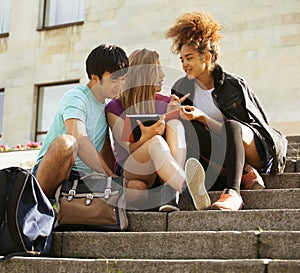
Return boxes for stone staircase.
[1,136,300,273]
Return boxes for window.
[0,0,11,36]
[36,81,79,142]
[43,0,84,28]
[0,89,4,138]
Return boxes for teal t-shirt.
[35,85,108,175]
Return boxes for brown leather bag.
[54,173,128,231]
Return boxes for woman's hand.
[180,105,223,135]
[180,105,206,122]
[137,115,166,140]
[128,116,166,153]
[167,93,190,112]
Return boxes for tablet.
[129,114,160,142]
[120,109,180,143]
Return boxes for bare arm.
[64,118,114,176]
[100,131,116,171]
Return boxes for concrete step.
[178,188,300,210]
[214,188,300,210]
[0,137,298,272]
[287,144,300,157]
[0,257,300,273]
[127,209,300,232]
[49,230,300,260]
[1,257,300,273]
[284,158,299,173]
[287,135,300,143]
[262,173,300,189]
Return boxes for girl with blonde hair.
[105,48,211,211]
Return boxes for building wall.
[0,0,299,145]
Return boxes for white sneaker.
[183,158,211,210]
[211,188,243,211]
[242,164,265,190]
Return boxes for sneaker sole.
[252,181,265,190]
[185,158,211,210]
[159,205,180,212]
[211,202,243,211]
[243,180,265,190]
[210,204,222,210]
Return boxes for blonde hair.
[119,49,160,114]
[166,11,223,68]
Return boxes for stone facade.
[0,0,299,145]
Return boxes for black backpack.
[0,167,55,259]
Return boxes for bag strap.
[7,168,31,252]
[81,173,107,180]
[66,179,79,201]
[0,251,39,262]
[55,179,78,207]
[104,177,112,199]
[0,168,11,229]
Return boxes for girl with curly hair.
[166,12,287,211]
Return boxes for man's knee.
[49,134,78,157]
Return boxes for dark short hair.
[86,44,129,80]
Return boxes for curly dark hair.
[166,12,223,65]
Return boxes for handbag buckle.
[104,188,111,199]
[67,189,76,201]
[85,193,93,206]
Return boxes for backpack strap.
[0,251,36,262]
[6,167,31,251]
[0,169,10,229]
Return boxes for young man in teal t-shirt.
[33,44,128,198]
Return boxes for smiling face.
[89,71,126,103]
[179,44,208,80]
[101,72,127,99]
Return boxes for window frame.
[35,80,80,142]
[0,0,11,37]
[38,0,84,31]
[0,88,4,138]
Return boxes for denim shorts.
[32,161,81,181]
[253,134,273,173]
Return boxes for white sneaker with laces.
[183,158,211,210]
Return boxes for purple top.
[105,94,171,164]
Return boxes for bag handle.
[80,173,107,180]
[66,179,79,201]
[104,177,112,199]
[80,173,114,199]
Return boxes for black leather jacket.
[171,65,287,174]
